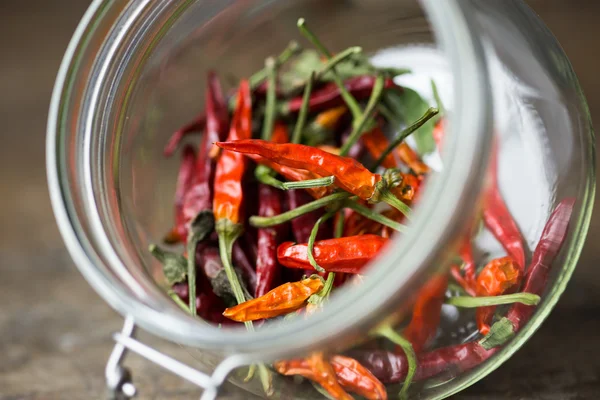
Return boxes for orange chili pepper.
[277,235,388,274]
[216,140,381,200]
[475,256,521,335]
[222,277,323,322]
[362,127,430,175]
[403,274,448,353]
[330,355,388,400]
[315,106,347,131]
[275,353,355,400]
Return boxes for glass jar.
[47,0,594,399]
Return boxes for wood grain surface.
[0,0,598,399]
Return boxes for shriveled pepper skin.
[331,355,387,400]
[275,353,355,400]
[213,80,252,224]
[277,235,388,273]
[222,277,323,322]
[216,139,381,200]
[255,184,284,297]
[475,256,521,335]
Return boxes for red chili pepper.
[284,75,399,114]
[216,140,382,201]
[232,242,257,293]
[482,145,526,269]
[356,342,498,384]
[164,145,197,243]
[507,198,575,331]
[163,114,205,157]
[278,235,388,274]
[403,274,448,353]
[255,184,284,297]
[474,256,521,335]
[213,80,252,224]
[223,277,324,321]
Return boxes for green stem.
[282,176,335,190]
[447,293,541,308]
[379,190,412,220]
[377,103,400,126]
[343,200,407,232]
[308,212,335,272]
[250,192,351,228]
[291,71,315,144]
[186,239,198,316]
[255,165,285,190]
[215,220,253,332]
[257,364,274,397]
[374,324,416,400]
[297,18,362,120]
[261,57,278,141]
[249,40,301,88]
[314,46,362,80]
[479,317,516,350]
[339,74,385,156]
[373,107,439,169]
[334,211,345,238]
[168,290,192,314]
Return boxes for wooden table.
[1,1,598,399]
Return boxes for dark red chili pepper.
[283,76,400,114]
[507,198,575,331]
[163,114,206,157]
[278,235,388,274]
[482,146,526,269]
[356,342,498,384]
[232,241,257,293]
[403,274,448,353]
[165,145,197,243]
[255,184,284,297]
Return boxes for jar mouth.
[47,0,492,361]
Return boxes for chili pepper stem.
[339,74,385,156]
[250,192,351,228]
[378,189,412,220]
[373,107,439,169]
[479,317,516,350]
[315,46,362,80]
[186,238,198,316]
[249,40,301,88]
[308,212,335,272]
[343,200,408,233]
[255,164,286,190]
[296,18,363,120]
[257,364,274,397]
[447,293,541,308]
[167,290,192,314]
[373,324,416,400]
[291,71,315,144]
[261,57,278,141]
[282,176,335,190]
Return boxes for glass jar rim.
[47,0,493,361]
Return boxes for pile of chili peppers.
[150,18,576,400]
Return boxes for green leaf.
[383,88,437,155]
[479,317,516,350]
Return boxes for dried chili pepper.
[403,274,448,353]
[506,198,575,331]
[163,114,206,157]
[356,342,498,384]
[278,235,388,274]
[164,145,197,243]
[281,75,399,115]
[331,355,388,400]
[222,277,324,322]
[482,146,526,269]
[213,80,254,308]
[475,256,521,335]
[255,184,284,297]
[232,242,257,293]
